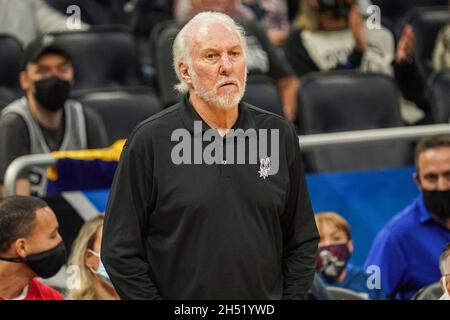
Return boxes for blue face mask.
[87,249,112,285]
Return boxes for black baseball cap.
[21,35,72,71]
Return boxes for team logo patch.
[258,158,271,179]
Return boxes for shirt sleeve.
[101,130,162,300]
[280,125,320,299]
[284,28,363,77]
[364,228,408,300]
[284,29,320,77]
[0,113,31,184]
[394,59,426,105]
[83,107,109,149]
[30,279,65,300]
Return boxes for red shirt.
[0,278,64,300]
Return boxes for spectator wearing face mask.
[0,196,66,300]
[439,243,450,300]
[365,134,450,300]
[0,36,108,198]
[315,212,386,300]
[67,215,119,300]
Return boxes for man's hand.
[349,6,367,52]
[396,25,416,64]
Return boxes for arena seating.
[402,7,450,82]
[78,89,163,144]
[0,34,22,110]
[49,26,146,92]
[371,0,449,32]
[430,70,450,123]
[298,71,411,172]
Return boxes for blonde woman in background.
[67,215,119,300]
[432,2,450,72]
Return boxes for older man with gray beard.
[101,11,319,300]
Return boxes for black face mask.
[0,241,67,279]
[33,77,71,112]
[423,190,450,220]
[318,0,353,18]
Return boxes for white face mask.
[86,249,112,285]
[440,276,450,300]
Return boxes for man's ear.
[179,62,192,85]
[14,238,28,258]
[19,70,31,91]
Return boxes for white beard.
[190,69,246,110]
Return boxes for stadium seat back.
[149,19,176,66]
[243,75,283,116]
[298,71,410,172]
[153,23,181,107]
[79,89,162,144]
[0,34,22,109]
[371,0,449,31]
[50,28,144,91]
[0,34,22,88]
[430,70,450,123]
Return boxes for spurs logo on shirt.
[258,158,271,179]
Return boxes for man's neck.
[189,92,239,137]
[0,263,33,300]
[27,94,63,129]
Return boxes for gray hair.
[440,243,450,276]
[172,11,247,94]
